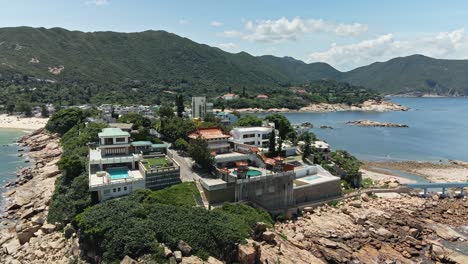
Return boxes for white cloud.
[224,17,367,43]
[307,29,468,71]
[211,21,223,27]
[86,0,109,6]
[179,19,189,25]
[218,43,239,52]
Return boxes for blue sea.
[260,97,468,162]
[0,129,29,206]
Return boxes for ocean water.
[261,97,468,162]
[0,129,28,206]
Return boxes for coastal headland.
[230,100,409,113]
[0,128,80,263]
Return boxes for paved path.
[167,149,199,182]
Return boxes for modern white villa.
[89,128,180,202]
[230,127,273,148]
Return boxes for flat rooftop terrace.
[89,169,144,189]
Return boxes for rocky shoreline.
[230,100,409,113]
[254,193,468,263]
[347,120,409,128]
[0,128,80,264]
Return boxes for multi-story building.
[191,97,207,119]
[88,127,180,202]
[230,127,273,148]
[188,127,231,154]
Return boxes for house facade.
[230,127,273,148]
[188,127,231,154]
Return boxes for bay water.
[265,97,468,162]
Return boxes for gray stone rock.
[375,227,393,239]
[174,251,183,263]
[64,223,75,239]
[120,255,138,264]
[41,223,56,234]
[262,231,276,243]
[177,240,192,256]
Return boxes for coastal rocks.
[238,243,256,264]
[272,195,467,263]
[347,120,409,127]
[177,240,192,256]
[261,231,276,243]
[320,125,333,129]
[0,129,73,264]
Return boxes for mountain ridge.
[1,26,468,96]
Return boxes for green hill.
[1,26,468,106]
[342,55,468,96]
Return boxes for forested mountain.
[1,26,467,107]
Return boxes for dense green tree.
[45,108,90,135]
[158,117,196,142]
[6,103,15,114]
[331,150,362,188]
[302,132,312,161]
[118,113,151,129]
[265,114,293,139]
[233,115,263,127]
[158,105,175,119]
[41,104,49,117]
[268,130,276,157]
[174,138,189,152]
[277,138,283,156]
[188,138,214,170]
[203,112,218,123]
[175,94,184,118]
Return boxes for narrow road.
[167,148,199,182]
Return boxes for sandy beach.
[360,168,416,184]
[0,114,48,130]
[363,161,468,183]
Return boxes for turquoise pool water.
[232,169,262,177]
[301,175,321,181]
[107,168,129,180]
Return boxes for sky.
[2,0,468,71]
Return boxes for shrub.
[45,108,90,135]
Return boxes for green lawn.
[144,157,170,169]
[144,182,201,207]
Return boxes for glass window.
[118,187,121,192]
[113,188,116,193]
[116,137,126,142]
[124,186,127,191]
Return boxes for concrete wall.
[294,179,341,204]
[203,183,236,204]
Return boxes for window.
[113,188,116,193]
[124,186,127,191]
[116,137,126,143]
[243,134,255,138]
[118,187,121,192]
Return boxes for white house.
[88,128,145,202]
[230,127,273,148]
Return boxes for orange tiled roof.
[188,127,231,140]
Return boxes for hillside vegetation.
[1,26,468,105]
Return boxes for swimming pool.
[107,167,129,180]
[232,169,262,177]
[301,175,321,181]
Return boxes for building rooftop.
[188,127,231,140]
[231,127,273,133]
[131,141,153,147]
[109,123,134,130]
[89,169,144,189]
[98,128,130,138]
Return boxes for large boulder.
[177,240,192,256]
[17,224,41,244]
[2,238,20,255]
[238,243,256,264]
[375,228,393,239]
[42,164,61,178]
[262,231,276,243]
[120,255,138,264]
[41,223,56,234]
[174,251,183,263]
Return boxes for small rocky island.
[347,120,409,128]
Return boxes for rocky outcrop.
[273,194,467,263]
[347,120,409,127]
[0,129,80,263]
[230,100,409,113]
